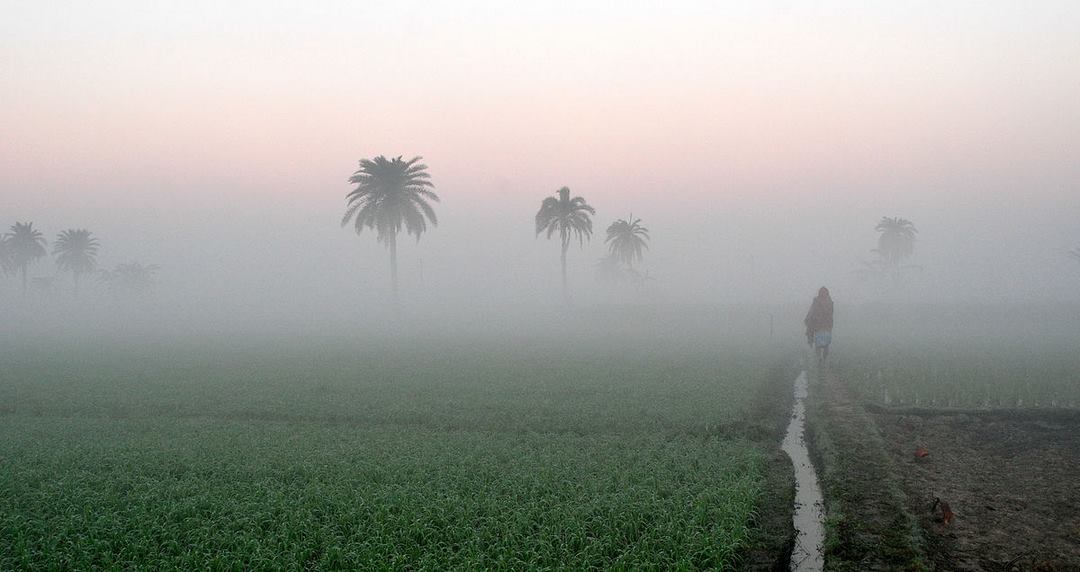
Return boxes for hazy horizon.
[3,1,1080,336]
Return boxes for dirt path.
[873,407,1080,571]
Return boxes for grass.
[803,367,930,571]
[835,342,1080,409]
[1,338,776,434]
[832,304,1080,409]
[0,335,794,569]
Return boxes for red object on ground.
[914,446,930,458]
[941,501,954,525]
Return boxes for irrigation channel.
[781,370,824,572]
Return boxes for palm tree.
[874,217,917,281]
[605,215,649,269]
[535,186,595,299]
[341,155,439,301]
[53,229,100,296]
[5,222,48,296]
[874,217,917,264]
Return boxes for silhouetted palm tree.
[53,229,100,296]
[535,186,594,299]
[874,217,917,265]
[5,222,47,296]
[874,217,917,282]
[605,215,649,269]
[99,262,159,299]
[341,155,438,301]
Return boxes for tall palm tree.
[535,186,595,299]
[874,217,917,282]
[605,215,649,269]
[5,222,47,296]
[53,229,100,296]
[341,155,439,301]
[874,217,917,265]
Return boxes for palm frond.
[6,222,48,273]
[874,216,917,266]
[605,215,650,266]
[52,229,100,275]
[342,155,439,245]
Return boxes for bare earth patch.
[873,408,1080,571]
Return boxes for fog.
[3,1,1080,344]
[3,182,1078,343]
[8,7,1080,571]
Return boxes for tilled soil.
[873,408,1080,571]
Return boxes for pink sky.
[3,1,1079,206]
[2,3,1080,313]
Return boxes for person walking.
[804,287,834,361]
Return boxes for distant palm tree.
[874,217,917,282]
[535,186,595,299]
[341,155,439,301]
[874,217,917,265]
[605,215,649,269]
[53,229,100,296]
[5,222,48,296]
[99,262,159,299]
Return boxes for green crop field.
[837,344,1080,409]
[0,336,793,569]
[833,306,1080,409]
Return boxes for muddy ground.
[872,406,1080,571]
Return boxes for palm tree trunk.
[389,233,399,305]
[20,265,27,297]
[74,272,81,298]
[560,239,569,300]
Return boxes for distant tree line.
[9,156,1078,304]
[0,222,157,299]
